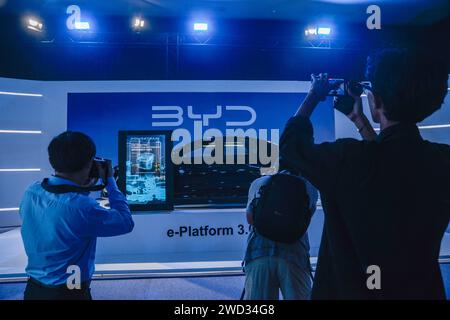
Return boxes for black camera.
[327,79,363,97]
[328,79,365,115]
[89,157,111,181]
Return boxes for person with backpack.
[242,167,318,300]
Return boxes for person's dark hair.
[365,48,448,123]
[278,160,300,176]
[48,131,96,173]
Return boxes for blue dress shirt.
[20,176,134,286]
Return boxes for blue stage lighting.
[305,27,317,36]
[317,27,331,35]
[134,18,145,28]
[74,21,90,30]
[26,17,43,32]
[193,22,208,31]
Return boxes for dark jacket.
[280,116,450,299]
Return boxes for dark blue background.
[67,92,335,165]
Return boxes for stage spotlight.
[193,22,208,32]
[133,17,146,30]
[318,27,331,35]
[26,17,43,32]
[304,28,317,36]
[305,26,332,37]
[74,21,90,30]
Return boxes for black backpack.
[251,172,313,243]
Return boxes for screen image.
[119,131,173,211]
[126,135,166,204]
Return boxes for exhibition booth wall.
[0,77,332,226]
[0,77,449,280]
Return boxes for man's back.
[313,124,450,299]
[20,176,134,286]
[280,115,450,299]
[21,182,96,286]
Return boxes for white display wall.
[0,77,448,280]
[0,78,322,278]
[0,78,312,228]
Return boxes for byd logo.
[152,105,279,172]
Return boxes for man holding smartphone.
[20,131,134,300]
[280,49,450,299]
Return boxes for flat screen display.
[118,131,173,211]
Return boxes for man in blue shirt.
[20,131,134,300]
[243,169,318,300]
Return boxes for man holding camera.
[20,131,134,300]
[280,49,450,299]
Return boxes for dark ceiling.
[0,1,448,80]
[1,0,449,26]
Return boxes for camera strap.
[41,178,105,194]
